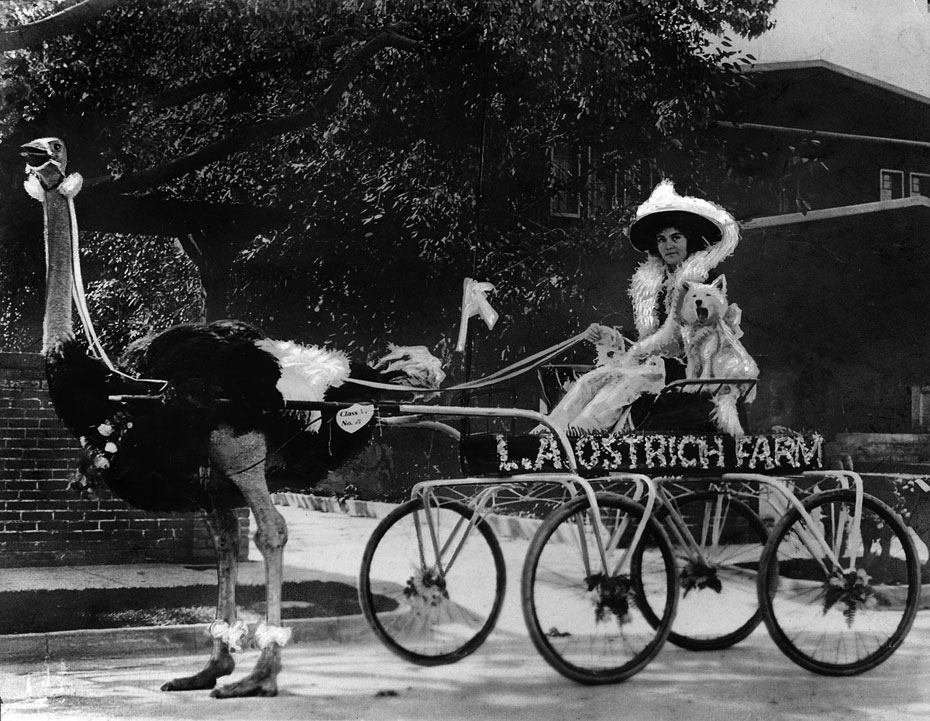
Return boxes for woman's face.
[655,226,689,267]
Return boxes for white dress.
[544,216,741,434]
[544,354,666,433]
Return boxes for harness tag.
[336,404,374,433]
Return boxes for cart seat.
[630,378,758,433]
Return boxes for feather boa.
[712,394,744,436]
[628,217,740,358]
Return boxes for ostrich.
[21,137,443,698]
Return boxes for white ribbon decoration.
[254,621,293,649]
[456,277,499,352]
[208,619,249,652]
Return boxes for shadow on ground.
[0,579,367,634]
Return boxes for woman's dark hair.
[643,214,712,258]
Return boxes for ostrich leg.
[162,507,240,692]
[209,427,289,699]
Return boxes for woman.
[544,180,740,433]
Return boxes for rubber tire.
[521,492,677,684]
[758,489,921,675]
[359,498,506,666]
[634,490,767,651]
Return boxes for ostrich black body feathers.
[48,321,399,512]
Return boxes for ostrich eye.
[53,142,61,151]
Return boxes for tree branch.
[147,30,351,112]
[84,28,421,195]
[0,0,125,52]
[76,195,281,236]
[316,26,419,117]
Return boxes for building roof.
[742,195,930,230]
[727,0,930,99]
[737,61,930,141]
[749,60,930,109]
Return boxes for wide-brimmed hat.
[628,180,731,253]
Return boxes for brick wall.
[0,353,248,568]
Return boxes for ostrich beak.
[21,140,52,168]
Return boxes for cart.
[301,376,923,684]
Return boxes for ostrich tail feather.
[375,344,446,389]
[256,339,351,402]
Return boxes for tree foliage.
[0,0,776,370]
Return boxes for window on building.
[549,144,582,218]
[621,160,659,207]
[880,169,905,201]
[587,148,618,219]
[910,172,930,197]
[550,148,658,220]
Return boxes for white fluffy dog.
[677,275,759,435]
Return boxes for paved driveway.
[2,616,930,721]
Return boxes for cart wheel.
[358,498,505,665]
[633,490,767,650]
[758,489,921,675]
[521,492,677,684]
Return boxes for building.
[712,58,930,438]
[710,0,930,439]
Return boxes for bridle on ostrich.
[26,159,167,388]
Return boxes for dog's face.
[679,275,728,327]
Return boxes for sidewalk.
[1,492,928,663]
[0,493,544,663]
[0,496,385,662]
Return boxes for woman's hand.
[626,341,644,359]
[584,323,617,345]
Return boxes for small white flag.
[456,277,499,352]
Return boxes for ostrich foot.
[211,645,281,699]
[161,653,235,692]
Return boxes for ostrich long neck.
[42,186,76,354]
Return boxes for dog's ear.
[711,274,727,295]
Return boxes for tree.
[0,0,124,52]
[0,0,776,369]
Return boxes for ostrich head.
[21,137,68,190]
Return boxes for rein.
[44,172,166,388]
[346,332,588,394]
[42,167,585,397]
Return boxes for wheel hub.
[403,566,449,610]
[680,559,722,596]
[586,572,634,626]
[822,568,876,627]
